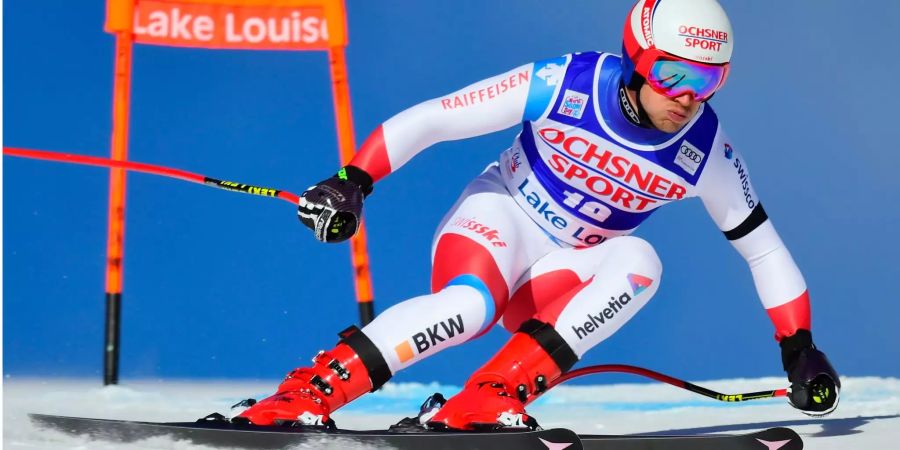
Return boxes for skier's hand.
[297,166,373,243]
[780,330,840,416]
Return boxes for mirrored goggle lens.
[647,59,727,100]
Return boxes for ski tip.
[29,413,89,427]
[28,413,73,433]
[28,413,55,424]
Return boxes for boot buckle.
[328,359,350,380]
[309,375,334,395]
[535,374,548,393]
[516,384,528,403]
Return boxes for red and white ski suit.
[351,52,810,374]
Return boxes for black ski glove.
[297,166,373,243]
[780,329,840,416]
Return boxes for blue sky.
[4,1,899,387]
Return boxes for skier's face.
[639,84,701,133]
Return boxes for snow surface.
[3,376,898,449]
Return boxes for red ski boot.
[235,326,391,427]
[427,319,578,431]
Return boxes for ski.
[30,413,803,449]
[29,414,582,450]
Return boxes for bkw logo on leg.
[394,314,465,363]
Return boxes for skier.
[236,0,840,430]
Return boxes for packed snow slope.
[4,376,898,449]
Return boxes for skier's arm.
[349,57,566,182]
[697,132,840,415]
[696,133,809,341]
[297,57,566,242]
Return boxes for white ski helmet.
[622,0,734,100]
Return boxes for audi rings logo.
[674,140,705,176]
[680,145,703,163]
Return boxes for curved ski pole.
[4,147,301,204]
[549,364,789,402]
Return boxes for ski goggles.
[645,57,729,101]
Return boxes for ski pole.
[7,146,381,330]
[3,147,300,204]
[549,364,789,403]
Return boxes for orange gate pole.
[328,45,376,325]
[103,30,134,385]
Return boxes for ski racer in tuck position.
[236,0,840,430]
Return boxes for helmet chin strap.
[618,77,654,129]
